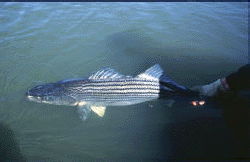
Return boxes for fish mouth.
[26,95,42,102]
[26,90,42,102]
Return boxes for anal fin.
[90,106,106,117]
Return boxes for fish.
[26,64,199,120]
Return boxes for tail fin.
[136,64,200,99]
[160,74,187,91]
[159,74,199,98]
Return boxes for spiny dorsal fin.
[137,64,163,81]
[90,106,106,117]
[88,68,125,80]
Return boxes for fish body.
[26,64,198,120]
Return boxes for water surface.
[0,2,248,161]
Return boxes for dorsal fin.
[137,64,163,81]
[88,68,125,80]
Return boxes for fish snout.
[26,90,31,96]
[26,89,37,97]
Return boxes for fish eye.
[35,85,43,89]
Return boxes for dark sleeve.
[226,64,250,92]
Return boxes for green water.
[0,2,248,161]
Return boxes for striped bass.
[26,64,199,120]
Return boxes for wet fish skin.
[26,64,197,120]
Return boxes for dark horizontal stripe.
[67,82,159,87]
[67,79,158,84]
[67,84,159,88]
[59,79,162,104]
[63,80,159,87]
[89,78,158,83]
[81,92,159,96]
[67,91,159,96]
[68,93,159,102]
[82,96,158,101]
[65,84,160,91]
[65,87,160,93]
[82,95,158,99]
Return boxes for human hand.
[190,79,223,97]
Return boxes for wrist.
[201,79,221,97]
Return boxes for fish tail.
[159,74,199,98]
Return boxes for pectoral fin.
[77,105,107,121]
[77,105,91,121]
[90,106,106,117]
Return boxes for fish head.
[26,83,63,105]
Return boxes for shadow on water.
[159,91,250,161]
[104,27,243,87]
[104,29,249,160]
[0,122,26,162]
